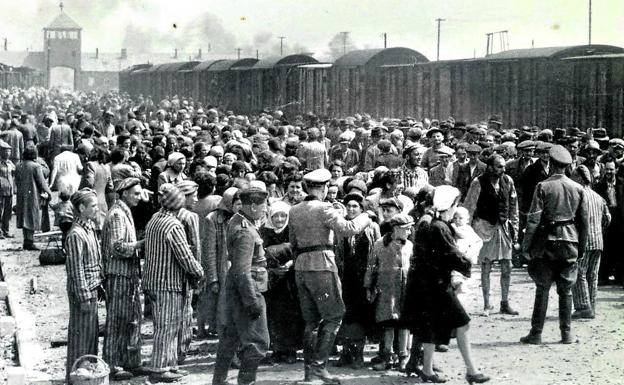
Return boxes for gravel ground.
[1,221,623,385]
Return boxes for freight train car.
[245,55,317,113]
[119,44,624,135]
[204,58,258,111]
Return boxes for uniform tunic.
[65,218,103,382]
[215,211,270,370]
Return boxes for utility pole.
[278,36,286,55]
[340,31,350,55]
[435,18,445,61]
[236,48,242,59]
[256,49,259,59]
[382,33,387,48]
[588,0,592,45]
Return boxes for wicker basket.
[69,355,110,385]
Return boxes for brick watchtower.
[43,1,82,88]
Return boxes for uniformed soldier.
[289,169,371,384]
[213,187,270,385]
[520,145,589,345]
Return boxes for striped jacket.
[143,209,204,292]
[66,218,103,302]
[101,200,140,277]
[582,186,611,250]
[177,208,201,262]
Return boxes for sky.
[2,0,623,61]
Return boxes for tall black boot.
[237,359,259,385]
[559,293,574,344]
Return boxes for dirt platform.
[1,222,623,385]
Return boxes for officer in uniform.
[521,145,589,345]
[289,169,371,384]
[213,187,270,385]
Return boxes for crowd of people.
[0,85,621,384]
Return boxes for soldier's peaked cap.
[304,169,332,185]
[239,187,269,204]
[549,145,572,165]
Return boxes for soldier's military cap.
[517,140,536,150]
[304,168,332,185]
[535,141,553,152]
[466,144,482,154]
[239,186,269,204]
[549,144,572,165]
[436,147,454,157]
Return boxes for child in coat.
[450,206,482,294]
[364,213,413,371]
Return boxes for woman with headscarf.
[200,187,242,337]
[15,145,53,250]
[260,201,304,364]
[334,192,380,369]
[402,186,490,384]
[157,151,187,191]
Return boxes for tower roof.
[45,11,81,30]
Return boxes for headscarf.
[269,200,290,234]
[167,152,185,167]
[217,187,240,214]
[159,183,185,211]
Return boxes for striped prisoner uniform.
[572,186,611,312]
[176,208,201,359]
[65,218,103,383]
[144,209,204,372]
[101,200,142,371]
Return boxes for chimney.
[95,47,99,59]
[174,48,178,58]
[120,48,127,59]
[3,38,7,51]
[198,48,202,59]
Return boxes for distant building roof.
[45,12,82,30]
[0,51,31,68]
[484,44,624,60]
[333,48,429,67]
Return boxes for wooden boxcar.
[204,58,258,110]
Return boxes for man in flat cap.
[454,144,486,202]
[428,147,454,187]
[519,141,553,226]
[521,145,588,345]
[65,188,104,384]
[213,187,269,385]
[144,184,204,383]
[289,168,372,384]
[101,178,147,380]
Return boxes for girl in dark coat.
[403,185,490,384]
[334,192,380,369]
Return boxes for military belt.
[296,244,334,254]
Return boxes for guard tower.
[43,2,82,89]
